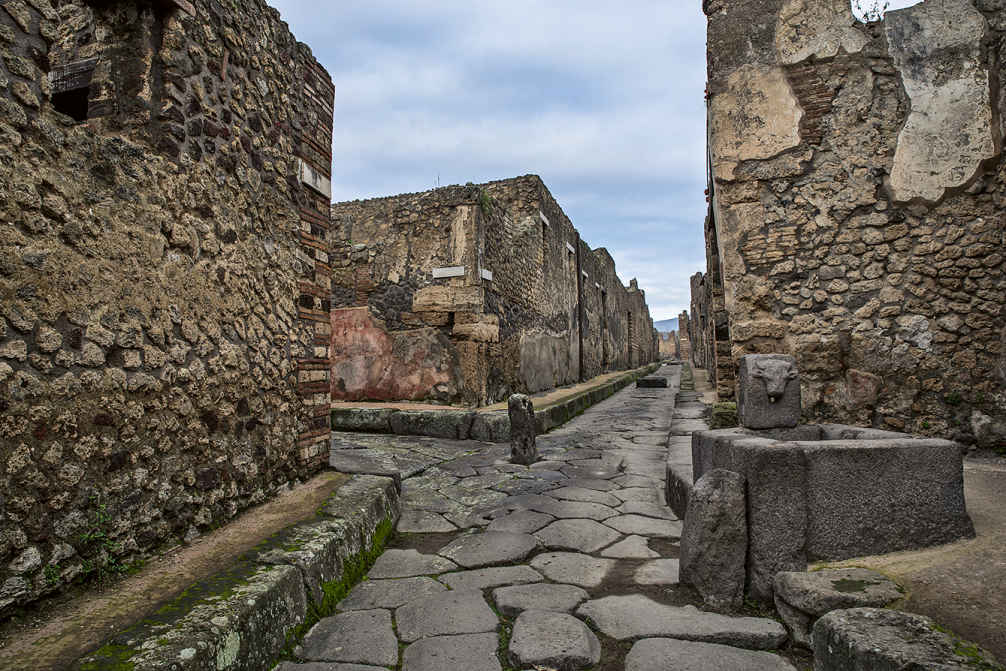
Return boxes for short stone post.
[509,394,537,465]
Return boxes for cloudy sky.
[268,1,921,322]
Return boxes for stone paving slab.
[401,633,502,671]
[613,487,663,503]
[485,509,555,534]
[396,509,457,533]
[635,558,680,585]
[534,519,622,553]
[603,511,684,539]
[439,565,544,592]
[600,535,660,559]
[338,577,446,611]
[277,663,391,671]
[618,500,678,519]
[508,610,601,670]
[395,590,499,642]
[625,638,798,671]
[577,595,787,649]
[296,609,398,666]
[437,531,540,568]
[605,514,683,538]
[548,485,623,506]
[492,583,590,617]
[530,552,617,589]
[367,549,458,578]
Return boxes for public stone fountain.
[683,354,975,603]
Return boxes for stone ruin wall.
[0,0,333,614]
[330,175,659,407]
[704,0,1005,437]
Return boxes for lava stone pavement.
[285,364,799,671]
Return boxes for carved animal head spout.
[751,358,798,403]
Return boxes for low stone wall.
[76,474,399,671]
[330,363,661,443]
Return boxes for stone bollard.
[680,469,747,612]
[509,394,537,465]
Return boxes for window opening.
[49,58,97,123]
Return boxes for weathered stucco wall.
[330,176,659,406]
[705,0,1005,439]
[0,0,333,613]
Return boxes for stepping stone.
[613,487,662,503]
[530,552,616,589]
[368,549,458,578]
[605,515,682,538]
[492,583,590,617]
[440,565,544,591]
[396,590,499,642]
[548,486,622,507]
[618,501,678,520]
[635,559,680,585]
[486,510,554,534]
[296,609,398,666]
[338,577,446,611]
[601,535,659,559]
[534,519,622,553]
[562,477,620,491]
[508,610,600,670]
[397,510,458,533]
[576,595,787,649]
[625,638,797,671]
[437,531,539,568]
[402,633,502,671]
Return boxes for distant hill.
[654,317,678,333]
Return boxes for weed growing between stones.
[931,623,1006,671]
[78,644,136,671]
[709,402,738,429]
[77,499,144,584]
[276,515,396,661]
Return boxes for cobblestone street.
[288,364,799,670]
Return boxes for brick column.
[294,52,335,466]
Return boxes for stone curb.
[666,393,703,519]
[330,363,662,442]
[75,475,401,671]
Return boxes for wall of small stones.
[330,175,659,407]
[0,0,333,614]
[704,0,1005,438]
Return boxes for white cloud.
[271,0,708,315]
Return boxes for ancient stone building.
[330,176,659,406]
[0,0,333,612]
[703,0,1005,437]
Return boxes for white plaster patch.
[886,0,996,202]
[776,0,868,64]
[297,158,331,199]
[709,64,803,182]
[432,266,465,279]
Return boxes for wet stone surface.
[303,365,797,670]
